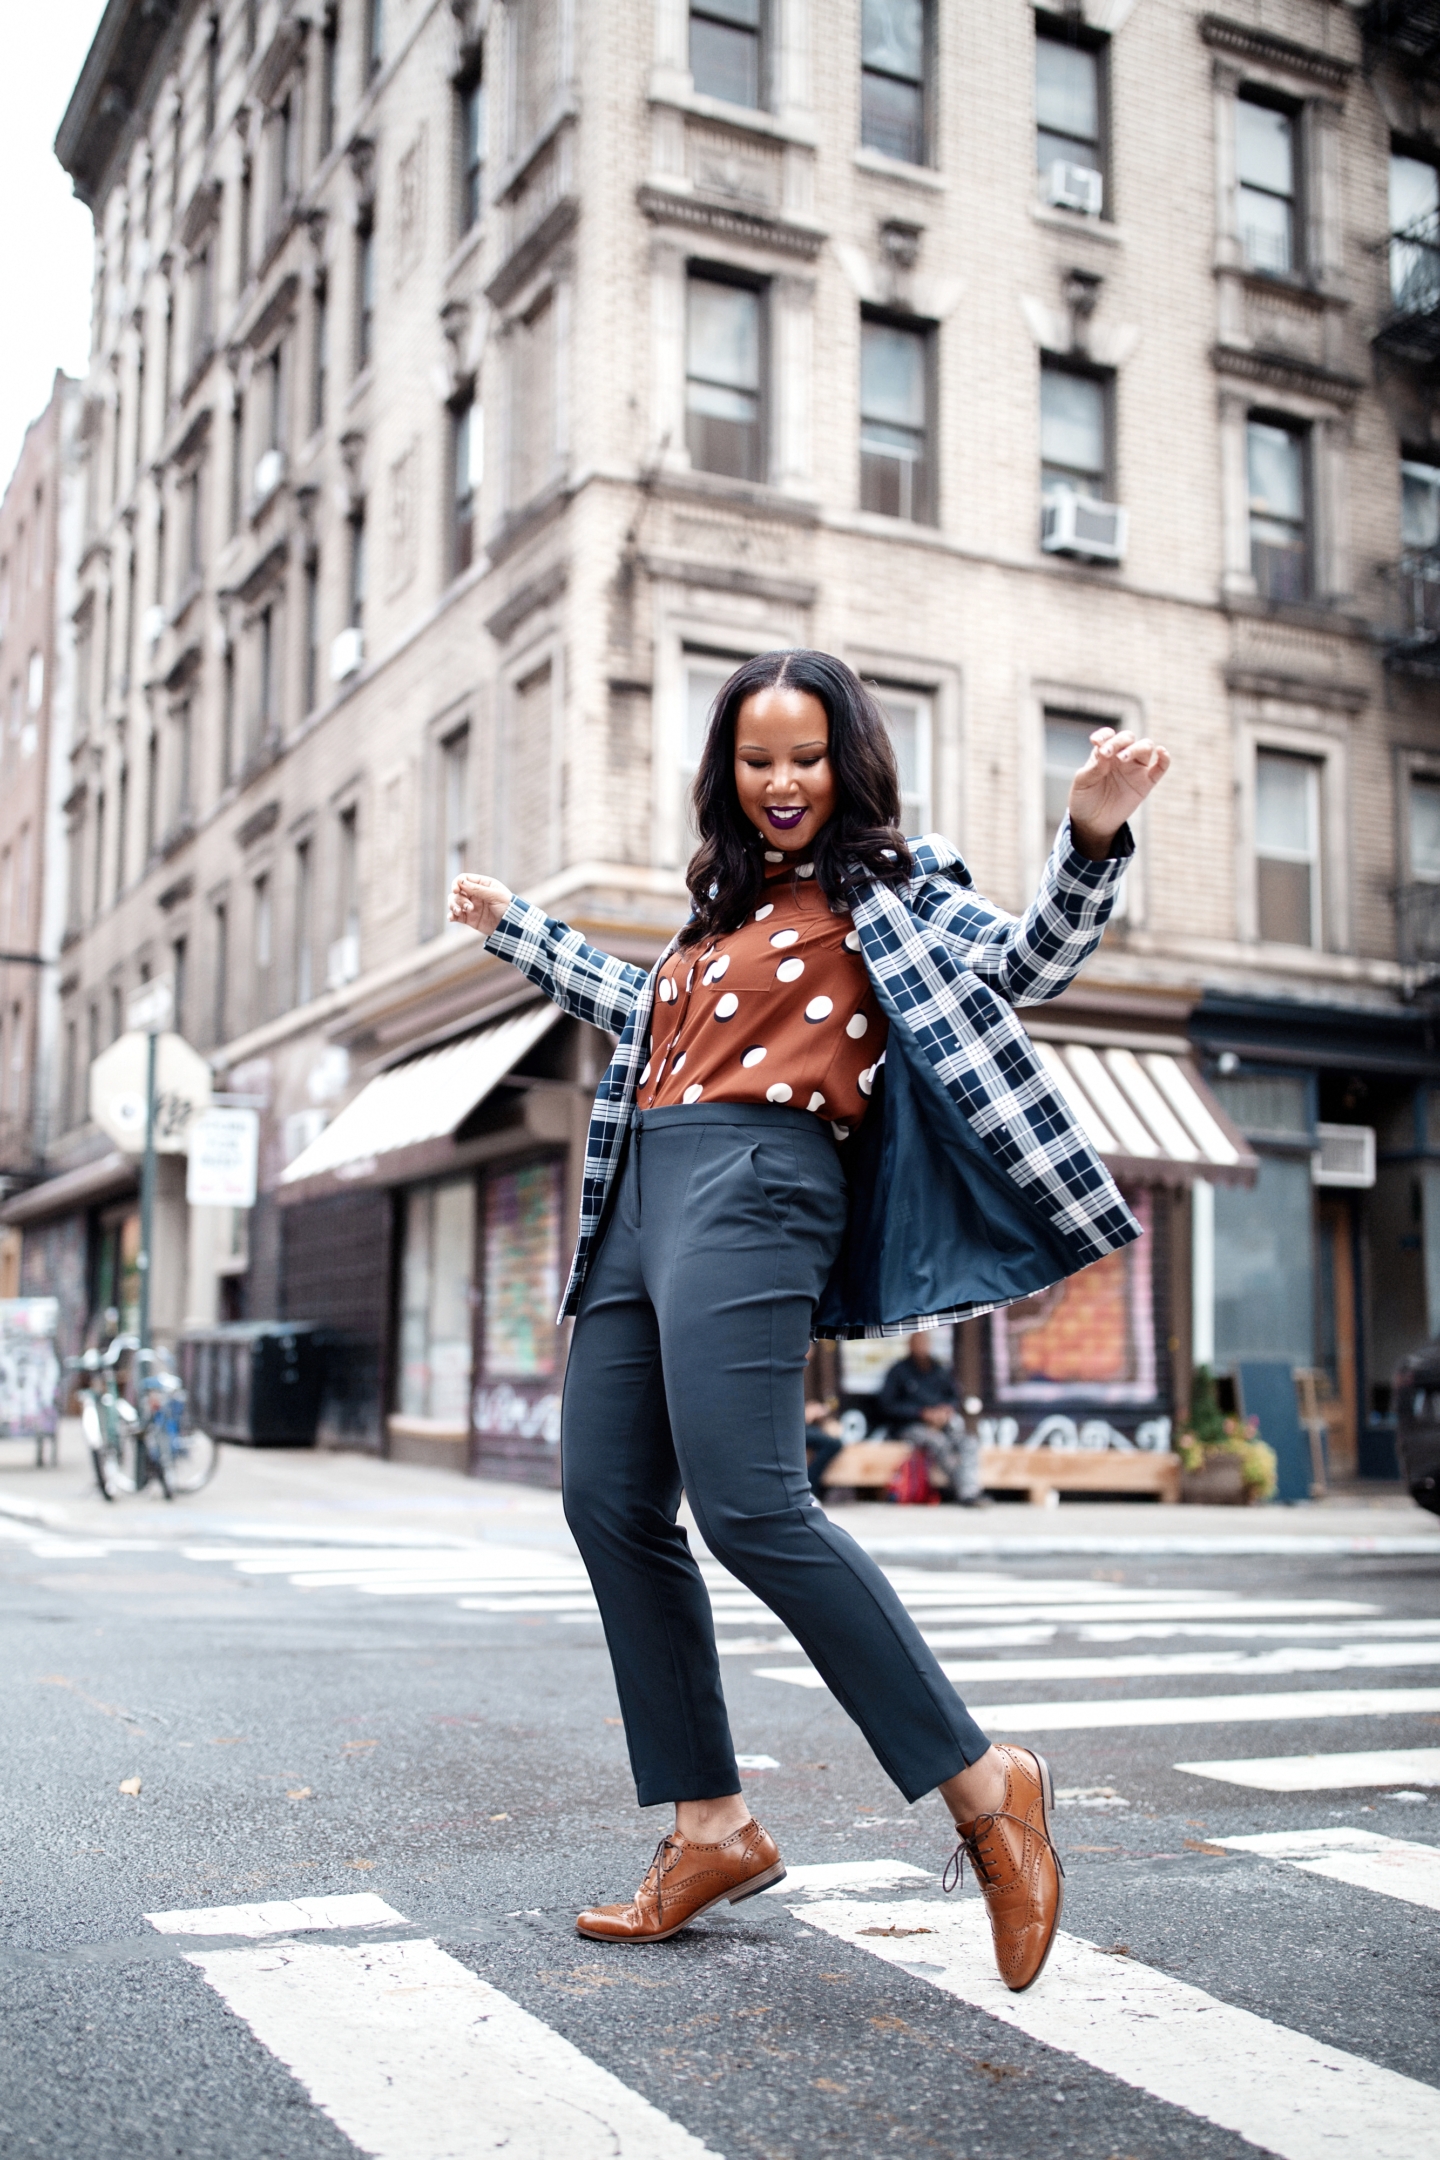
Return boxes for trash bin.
[1393,1343,1440,1517]
[179,1323,325,1447]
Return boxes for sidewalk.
[2,1424,1435,1559]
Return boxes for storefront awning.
[1030,1037,1258,1187]
[278,1003,563,1189]
[0,1150,137,1226]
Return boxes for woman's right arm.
[449,874,649,1035]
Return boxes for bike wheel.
[163,1425,218,1494]
[95,1433,138,1499]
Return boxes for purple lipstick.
[766,806,807,830]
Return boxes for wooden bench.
[820,1438,1181,1505]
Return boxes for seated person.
[804,1396,845,1498]
[877,1334,984,1506]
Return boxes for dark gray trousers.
[561,1102,991,1807]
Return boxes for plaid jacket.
[483,817,1140,1331]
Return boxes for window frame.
[1246,409,1311,605]
[1235,87,1302,280]
[1034,12,1109,210]
[858,309,935,526]
[457,65,486,238]
[1253,745,1322,949]
[449,394,481,579]
[689,0,766,113]
[860,0,931,169]
[684,265,768,485]
[354,212,376,377]
[872,681,934,835]
[1039,356,1114,504]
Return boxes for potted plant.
[1176,1368,1278,1505]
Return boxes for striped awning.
[1030,1037,1258,1187]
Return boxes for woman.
[450,649,1168,1992]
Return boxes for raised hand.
[448,872,514,938]
[1068,727,1170,860]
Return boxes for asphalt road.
[2,1502,1438,2159]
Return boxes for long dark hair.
[680,650,913,948]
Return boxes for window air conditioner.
[1045,161,1104,217]
[253,446,286,500]
[141,602,166,647]
[326,933,360,989]
[1042,491,1128,563]
[1312,1123,1376,1189]
[329,625,364,681]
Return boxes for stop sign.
[88,1031,213,1155]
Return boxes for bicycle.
[68,1336,218,1501]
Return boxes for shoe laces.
[640,1832,682,1926]
[942,1809,1066,1897]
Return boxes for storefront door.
[1316,1193,1359,1478]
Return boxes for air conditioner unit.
[1312,1123,1376,1189]
[1042,490,1128,563]
[326,933,360,989]
[253,446,286,500]
[1046,160,1104,216]
[141,602,166,648]
[329,625,364,682]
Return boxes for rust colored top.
[642,852,888,1131]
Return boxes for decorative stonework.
[1199,14,1353,92]
[1211,341,1362,408]
[636,184,825,260]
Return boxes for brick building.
[14,0,1440,1483]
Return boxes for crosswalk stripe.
[751,1674,1440,1731]
[763,1860,931,1895]
[148,1893,404,1937]
[929,1643,1440,1684]
[791,1896,1440,2160]
[1176,1746,1440,1792]
[150,1899,718,2159]
[1217,1829,1440,1914]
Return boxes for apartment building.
[13,0,1440,1480]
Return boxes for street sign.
[89,1031,212,1155]
[126,976,174,1034]
[186,1108,260,1207]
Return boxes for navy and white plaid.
[483,818,1139,1326]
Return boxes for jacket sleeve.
[907,816,1132,1006]
[483,895,649,1034]
[877,1359,919,1426]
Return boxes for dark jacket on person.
[877,1354,958,1430]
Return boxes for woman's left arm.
[913,727,1169,1004]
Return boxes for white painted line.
[933,1643,1440,1685]
[188,1935,719,2159]
[1078,1620,1440,1644]
[147,1893,407,1937]
[1177,1747,1440,1793]
[717,1635,800,1655]
[1218,1828,1440,1914]
[453,1596,601,1613]
[793,1897,1440,2160]
[763,1860,931,1895]
[916,1626,1059,1649]
[924,1688,1440,1731]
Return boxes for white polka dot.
[714,992,739,1020]
[775,957,805,983]
[671,1053,685,1074]
[685,969,694,992]
[766,1083,793,1103]
[858,1065,876,1097]
[807,1091,826,1112]
[639,1061,651,1084]
[682,1083,704,1104]
[658,977,676,1003]
[755,902,775,921]
[845,1012,869,1039]
[831,1122,850,1141]
[797,861,815,879]
[804,996,834,1023]
[844,929,861,952]
[764,849,784,863]
[702,954,730,984]
[741,1046,767,1068]
[769,927,799,949]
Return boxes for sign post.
[126,979,175,1360]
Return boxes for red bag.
[887,1449,938,1506]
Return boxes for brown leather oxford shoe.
[946,1742,1065,1992]
[576,1818,786,1942]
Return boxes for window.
[321,7,339,156]
[170,698,193,828]
[255,602,276,748]
[1040,362,1108,500]
[365,0,385,83]
[61,1017,76,1132]
[1036,25,1103,193]
[239,159,253,289]
[213,899,228,1044]
[92,789,106,922]
[261,344,285,459]
[144,727,158,857]
[348,504,367,629]
[441,725,470,891]
[355,215,376,373]
[229,393,245,534]
[336,803,360,973]
[310,279,328,435]
[450,397,481,576]
[1255,749,1320,945]
[221,642,236,784]
[172,937,187,1036]
[1390,151,1440,310]
[114,763,127,896]
[861,0,926,165]
[182,464,203,582]
[875,686,931,833]
[304,551,321,712]
[399,1178,476,1421]
[860,316,931,521]
[480,1159,562,1381]
[1402,456,1440,551]
[1247,417,1308,602]
[253,872,272,1019]
[1411,775,1440,883]
[691,1,761,108]
[458,71,485,234]
[680,651,737,843]
[190,243,214,373]
[204,14,220,140]
[294,838,314,1004]
[686,274,762,481]
[509,292,555,507]
[1042,710,1097,844]
[1237,95,1297,276]
[244,0,258,59]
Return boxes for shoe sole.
[1007,1746,1064,1994]
[575,1861,788,1943]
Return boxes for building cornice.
[1211,341,1364,408]
[1199,14,1354,93]
[637,184,827,261]
[55,0,185,209]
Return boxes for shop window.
[860,315,932,523]
[991,1192,1155,1404]
[1036,21,1104,204]
[399,1178,476,1422]
[1255,748,1320,946]
[686,273,763,482]
[861,0,927,166]
[691,0,762,109]
[1237,95,1297,275]
[94,1207,141,1336]
[1210,1070,1310,1142]
[1247,417,1309,602]
[874,684,931,833]
[1410,773,1440,882]
[481,1159,562,1380]
[1213,1155,1314,1364]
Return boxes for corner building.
[23,0,1440,1483]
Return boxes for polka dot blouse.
[641,851,888,1132]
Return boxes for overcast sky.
[1,2,107,490]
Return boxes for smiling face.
[732,685,837,853]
